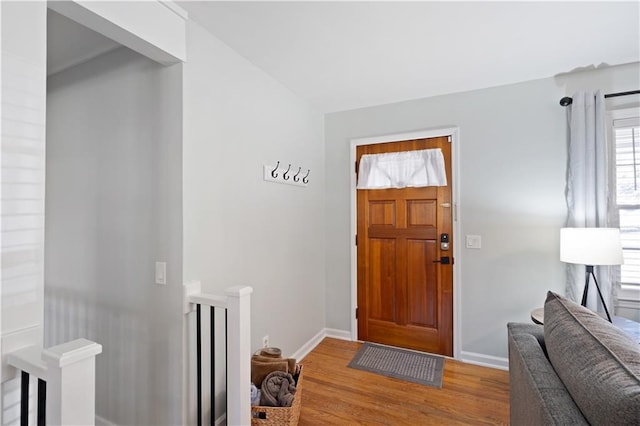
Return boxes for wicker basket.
[251,366,303,426]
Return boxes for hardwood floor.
[297,338,509,425]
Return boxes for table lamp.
[560,227,623,322]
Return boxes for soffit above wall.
[47,1,188,76]
[47,9,120,76]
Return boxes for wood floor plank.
[297,338,509,425]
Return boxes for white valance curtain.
[357,148,447,189]
[565,90,617,311]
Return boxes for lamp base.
[581,265,612,322]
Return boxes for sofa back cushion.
[544,291,640,425]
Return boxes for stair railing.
[7,338,102,425]
[183,282,252,426]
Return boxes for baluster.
[21,371,29,426]
[38,378,46,426]
[197,304,202,426]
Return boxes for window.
[612,109,640,304]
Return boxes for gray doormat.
[347,342,445,388]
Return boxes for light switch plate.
[466,235,482,249]
[155,261,166,285]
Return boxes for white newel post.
[225,286,252,426]
[42,339,103,426]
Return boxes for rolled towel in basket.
[251,348,297,386]
[251,357,289,387]
[260,371,297,407]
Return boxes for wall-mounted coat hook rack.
[264,162,309,187]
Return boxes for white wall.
[0,1,46,423]
[325,62,640,363]
[183,20,326,360]
[45,46,183,425]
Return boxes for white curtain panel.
[565,90,616,311]
[357,148,447,189]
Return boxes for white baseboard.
[290,328,352,361]
[289,329,327,361]
[460,351,509,370]
[324,328,352,341]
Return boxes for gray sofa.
[508,291,640,425]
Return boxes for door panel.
[357,136,453,356]
[407,239,437,328]
[407,200,436,227]
[369,201,396,227]
[369,238,396,322]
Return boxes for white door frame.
[349,127,462,359]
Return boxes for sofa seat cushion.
[544,291,640,425]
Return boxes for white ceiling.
[46,2,640,112]
[178,1,640,113]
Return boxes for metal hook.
[293,167,302,182]
[302,169,310,184]
[282,164,292,180]
[271,161,280,178]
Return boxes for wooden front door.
[356,136,453,356]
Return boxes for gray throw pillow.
[544,291,640,425]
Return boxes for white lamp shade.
[560,228,624,266]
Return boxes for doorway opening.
[45,9,183,425]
